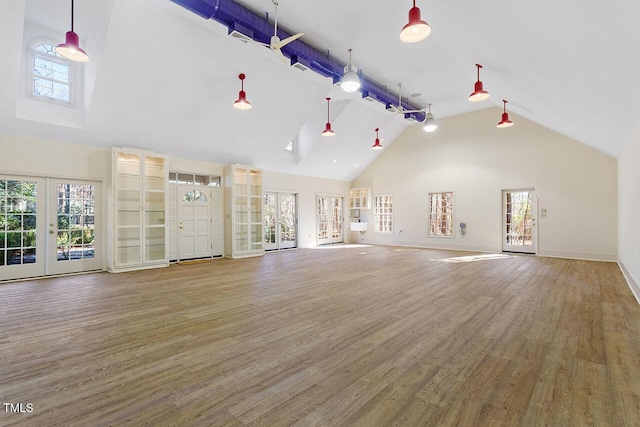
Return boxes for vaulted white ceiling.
[1,0,638,181]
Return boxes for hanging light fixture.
[372,128,383,150]
[399,0,432,43]
[322,97,335,136]
[497,100,514,128]
[55,0,89,62]
[341,49,361,93]
[468,64,490,102]
[422,103,438,132]
[233,73,252,110]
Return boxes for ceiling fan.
[257,0,304,65]
[386,83,426,115]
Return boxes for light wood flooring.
[1,245,639,426]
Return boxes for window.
[374,195,393,234]
[169,172,221,187]
[429,192,454,236]
[183,190,208,203]
[31,43,71,104]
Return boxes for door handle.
[179,221,184,229]
[49,230,55,234]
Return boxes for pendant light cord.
[71,0,75,32]
[326,97,330,121]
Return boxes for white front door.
[502,190,537,254]
[178,185,212,260]
[48,179,102,275]
[317,195,343,245]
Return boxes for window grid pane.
[0,180,38,266]
[56,184,95,261]
[429,192,453,236]
[31,44,71,104]
[374,195,393,234]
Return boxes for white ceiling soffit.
[1,0,638,183]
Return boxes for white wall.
[0,135,106,179]
[351,108,618,261]
[618,124,640,301]
[263,171,350,248]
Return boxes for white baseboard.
[537,250,617,262]
[618,258,640,305]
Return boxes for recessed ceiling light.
[411,93,421,98]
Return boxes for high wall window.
[31,43,71,104]
[429,192,454,236]
[374,195,393,234]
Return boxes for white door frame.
[502,189,538,254]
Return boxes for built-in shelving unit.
[109,148,168,272]
[224,164,263,258]
[349,187,371,209]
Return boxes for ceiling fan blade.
[273,32,303,49]
[274,47,289,66]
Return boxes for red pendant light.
[399,0,432,43]
[233,73,252,110]
[497,100,514,128]
[468,64,490,102]
[372,128,383,150]
[322,97,335,136]
[55,0,89,62]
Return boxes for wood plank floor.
[1,245,639,426]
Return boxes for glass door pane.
[49,180,102,275]
[503,190,537,254]
[317,196,330,245]
[331,197,343,243]
[263,193,277,251]
[279,193,296,249]
[0,177,45,281]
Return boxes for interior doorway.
[502,189,537,254]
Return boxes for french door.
[263,192,297,251]
[49,179,102,275]
[0,175,101,281]
[502,190,537,254]
[317,195,343,245]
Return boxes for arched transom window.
[183,190,208,203]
